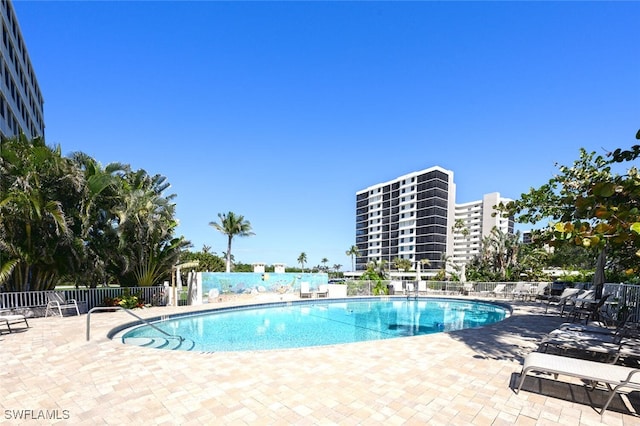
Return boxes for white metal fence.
[0,286,167,317]
[2,282,639,322]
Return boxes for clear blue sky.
[13,1,639,270]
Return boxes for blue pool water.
[120,298,509,352]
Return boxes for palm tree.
[393,257,412,272]
[0,135,76,291]
[221,252,235,267]
[321,257,329,272]
[209,212,254,273]
[68,152,128,287]
[416,258,431,281]
[481,227,521,280]
[367,259,388,280]
[297,252,307,272]
[112,169,188,286]
[346,245,359,271]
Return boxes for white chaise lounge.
[0,313,29,334]
[316,284,328,298]
[516,352,640,419]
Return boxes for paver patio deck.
[1,296,639,425]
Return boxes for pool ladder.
[86,306,184,343]
[406,283,418,300]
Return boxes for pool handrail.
[86,306,184,342]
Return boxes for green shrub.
[104,288,146,309]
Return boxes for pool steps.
[122,336,196,351]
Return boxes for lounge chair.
[538,322,626,363]
[299,282,313,298]
[544,288,582,315]
[462,283,474,296]
[45,292,80,317]
[389,281,404,295]
[207,288,220,303]
[531,282,550,300]
[0,313,29,334]
[511,282,531,300]
[516,352,640,419]
[561,289,593,317]
[480,283,506,298]
[417,281,428,295]
[316,284,328,298]
[569,294,610,325]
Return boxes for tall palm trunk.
[226,236,233,273]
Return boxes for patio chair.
[516,352,640,420]
[299,282,313,298]
[417,281,428,295]
[45,292,80,317]
[0,312,29,334]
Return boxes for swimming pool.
[118,298,509,352]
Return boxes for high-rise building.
[0,0,44,139]
[355,166,456,273]
[452,192,514,266]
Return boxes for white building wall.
[452,192,513,267]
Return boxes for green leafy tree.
[547,244,596,271]
[367,259,388,280]
[518,243,551,281]
[499,130,640,286]
[230,262,253,272]
[361,259,388,295]
[180,250,225,272]
[209,212,254,273]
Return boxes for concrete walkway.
[1,296,638,425]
